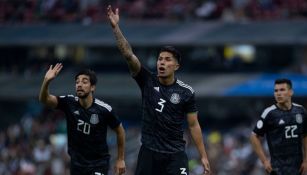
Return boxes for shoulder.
[293,103,306,112]
[293,102,304,109]
[261,105,277,119]
[58,94,78,102]
[94,98,112,112]
[176,79,195,94]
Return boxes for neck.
[277,101,292,110]
[79,95,93,109]
[158,75,175,86]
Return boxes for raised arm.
[187,112,211,175]
[250,132,272,173]
[39,63,63,108]
[113,124,126,175]
[107,5,141,76]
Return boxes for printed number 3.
[155,98,166,112]
[180,168,187,175]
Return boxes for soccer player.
[107,5,210,175]
[250,78,307,175]
[39,63,126,175]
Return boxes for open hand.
[107,5,119,28]
[44,63,63,81]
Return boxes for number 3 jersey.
[56,95,121,167]
[253,103,307,171]
[134,66,198,153]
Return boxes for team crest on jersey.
[296,114,303,124]
[90,114,99,124]
[170,93,180,104]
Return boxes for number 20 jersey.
[134,66,198,153]
[56,95,121,167]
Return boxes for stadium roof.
[0,20,307,46]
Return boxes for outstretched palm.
[107,5,119,28]
[45,63,63,81]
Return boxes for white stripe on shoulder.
[293,103,303,107]
[261,105,276,119]
[95,99,112,112]
[67,94,78,101]
[59,95,78,101]
[176,80,194,93]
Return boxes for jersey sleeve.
[56,95,70,111]
[133,66,152,89]
[105,109,121,129]
[253,112,269,137]
[184,92,198,114]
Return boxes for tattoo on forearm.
[114,27,133,59]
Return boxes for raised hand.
[44,63,63,82]
[107,5,119,28]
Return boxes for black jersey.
[253,103,307,174]
[56,95,121,167]
[134,66,197,153]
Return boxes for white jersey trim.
[176,80,194,93]
[261,105,276,119]
[95,99,112,112]
[59,94,78,101]
[293,103,303,107]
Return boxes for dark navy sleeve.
[106,109,121,129]
[184,92,198,114]
[253,115,268,137]
[56,95,70,111]
[133,66,152,89]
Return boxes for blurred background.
[0,0,307,174]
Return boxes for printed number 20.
[285,125,298,139]
[77,119,91,135]
[155,98,166,112]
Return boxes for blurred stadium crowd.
[0,0,306,24]
[0,0,307,175]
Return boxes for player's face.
[75,75,95,99]
[274,83,293,104]
[157,51,179,78]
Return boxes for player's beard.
[76,91,90,99]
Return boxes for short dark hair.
[275,78,292,89]
[159,46,181,64]
[75,69,97,85]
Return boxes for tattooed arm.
[107,5,141,76]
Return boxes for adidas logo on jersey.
[154,87,159,92]
[74,110,80,115]
[278,119,285,125]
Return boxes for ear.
[290,89,294,96]
[174,63,180,71]
[91,85,96,92]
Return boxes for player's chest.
[145,85,185,107]
[268,111,304,127]
[68,105,105,125]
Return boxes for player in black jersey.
[250,79,307,175]
[39,63,126,175]
[107,5,210,175]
